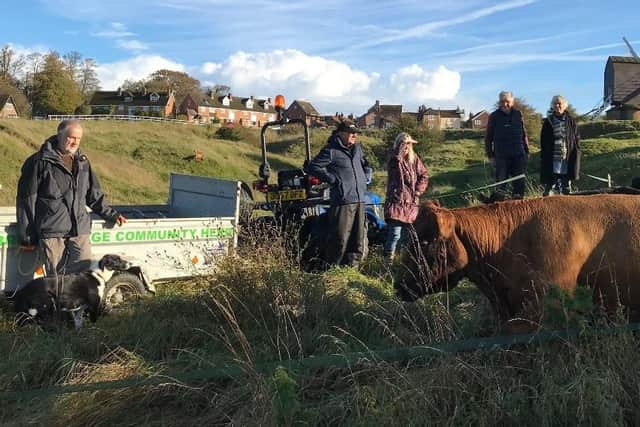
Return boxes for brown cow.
[395,195,640,330]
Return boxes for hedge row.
[578,120,640,139]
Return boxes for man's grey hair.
[499,91,514,101]
[57,119,82,137]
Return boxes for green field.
[1,118,640,425]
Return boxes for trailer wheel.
[103,273,147,310]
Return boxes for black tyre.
[103,272,147,310]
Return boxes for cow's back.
[463,195,640,309]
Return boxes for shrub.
[215,126,242,141]
[578,120,640,139]
[443,129,484,141]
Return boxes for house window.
[474,119,481,125]
[149,93,159,103]
[124,96,133,102]
[118,105,124,112]
[152,106,161,112]
[143,106,150,112]
[427,115,435,120]
[246,100,254,109]
[209,107,215,113]
[222,97,230,106]
[228,111,235,121]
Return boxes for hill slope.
[1,118,639,207]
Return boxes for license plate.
[266,189,307,202]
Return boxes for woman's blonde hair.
[393,132,415,162]
[550,95,568,111]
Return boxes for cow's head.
[395,200,469,301]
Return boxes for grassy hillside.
[2,118,639,207]
[1,118,640,425]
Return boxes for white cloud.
[389,65,461,101]
[193,49,461,114]
[96,55,185,89]
[209,49,376,102]
[92,22,136,38]
[116,39,149,51]
[200,61,221,75]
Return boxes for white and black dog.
[12,254,131,329]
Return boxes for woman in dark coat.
[540,95,581,195]
[383,132,428,261]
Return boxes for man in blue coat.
[307,121,371,267]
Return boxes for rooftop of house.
[197,93,276,113]
[89,90,173,106]
[289,100,320,116]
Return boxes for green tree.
[145,69,202,105]
[32,52,83,115]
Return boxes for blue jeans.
[384,220,407,256]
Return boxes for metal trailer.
[0,174,242,303]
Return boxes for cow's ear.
[436,210,456,238]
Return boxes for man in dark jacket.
[16,119,126,276]
[485,91,530,199]
[307,121,371,267]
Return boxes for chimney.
[117,87,122,96]
[228,93,233,101]
[250,95,254,100]
[142,86,147,96]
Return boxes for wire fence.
[47,114,209,126]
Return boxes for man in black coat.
[16,119,126,276]
[307,121,371,267]
[484,91,530,199]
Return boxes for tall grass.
[2,220,640,425]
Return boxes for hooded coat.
[384,140,429,223]
[307,132,371,206]
[16,136,120,246]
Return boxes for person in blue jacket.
[307,121,371,267]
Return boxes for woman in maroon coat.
[383,132,429,261]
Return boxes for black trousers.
[325,202,366,267]
[495,155,527,198]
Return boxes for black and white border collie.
[12,254,131,329]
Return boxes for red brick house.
[180,92,277,127]
[417,105,465,130]
[466,110,489,129]
[285,100,322,127]
[0,94,19,118]
[89,89,175,117]
[357,100,402,129]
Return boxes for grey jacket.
[16,136,119,245]
[307,132,371,205]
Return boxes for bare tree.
[0,44,26,83]
[212,84,231,96]
[63,51,82,81]
[77,58,100,101]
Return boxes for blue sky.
[3,0,639,116]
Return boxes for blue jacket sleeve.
[307,146,337,185]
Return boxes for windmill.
[623,36,639,59]
[600,37,640,120]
